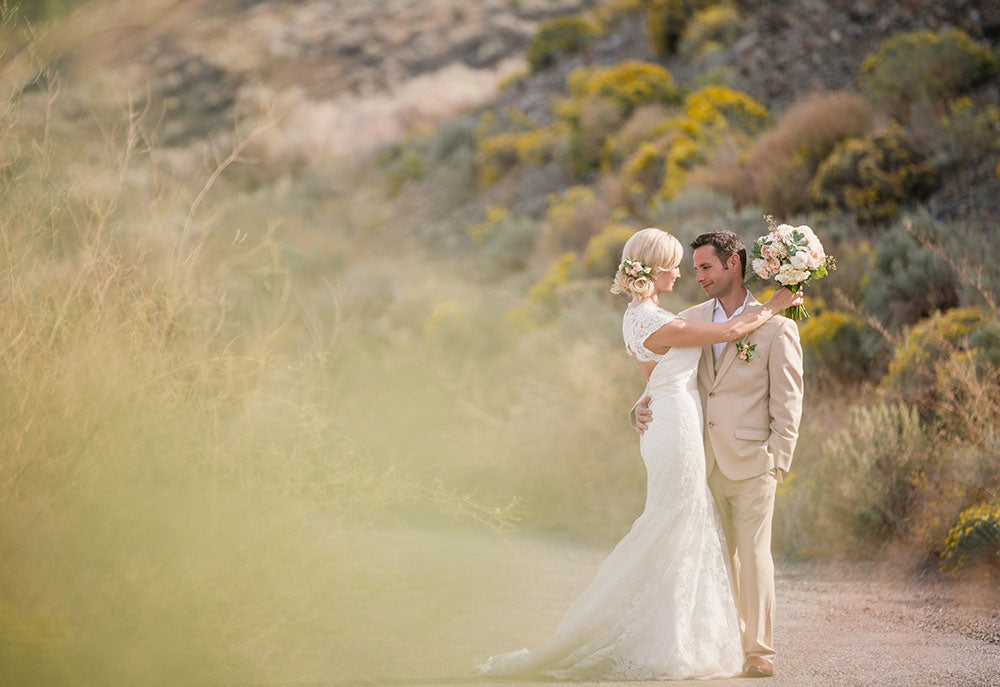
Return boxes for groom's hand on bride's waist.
[634,395,653,434]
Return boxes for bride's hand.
[766,286,804,312]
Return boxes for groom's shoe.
[742,657,774,678]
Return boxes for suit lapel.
[711,293,761,390]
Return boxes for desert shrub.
[923,97,1000,169]
[600,104,672,171]
[592,0,644,27]
[810,125,939,223]
[469,204,541,273]
[684,84,769,138]
[378,146,424,196]
[621,141,669,209]
[554,61,680,176]
[679,4,742,57]
[543,185,611,252]
[526,14,601,72]
[581,222,636,278]
[706,91,875,214]
[861,28,998,110]
[798,310,867,382]
[527,252,579,310]
[430,118,477,162]
[863,222,960,332]
[569,96,627,177]
[778,402,927,557]
[941,501,1000,574]
[475,123,565,185]
[616,86,765,210]
[645,0,712,56]
[621,133,704,211]
[881,307,998,407]
[561,61,680,119]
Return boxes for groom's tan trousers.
[708,466,777,662]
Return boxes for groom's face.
[692,246,738,299]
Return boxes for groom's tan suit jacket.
[678,296,803,481]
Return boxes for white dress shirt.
[712,290,751,360]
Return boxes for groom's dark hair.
[691,231,747,278]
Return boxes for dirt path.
[337,529,1000,687]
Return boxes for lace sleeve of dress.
[623,306,676,361]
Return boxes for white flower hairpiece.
[619,257,654,280]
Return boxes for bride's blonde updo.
[611,228,683,300]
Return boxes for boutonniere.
[735,339,758,363]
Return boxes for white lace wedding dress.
[477,301,743,680]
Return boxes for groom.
[634,230,803,678]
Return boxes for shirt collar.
[713,290,751,318]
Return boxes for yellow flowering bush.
[810,125,939,223]
[552,61,678,176]
[679,4,742,57]
[561,61,680,119]
[615,86,766,208]
[543,185,610,252]
[599,104,674,171]
[941,501,1000,574]
[798,310,867,381]
[621,141,668,203]
[860,28,998,109]
[881,307,996,405]
[475,123,565,186]
[527,252,579,310]
[684,84,769,138]
[581,223,636,278]
[526,14,602,72]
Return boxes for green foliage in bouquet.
[941,501,1000,574]
[860,28,998,110]
[526,14,602,72]
[645,0,712,56]
[679,4,743,57]
[809,125,939,223]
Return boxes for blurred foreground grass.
[0,19,650,684]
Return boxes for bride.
[477,228,802,681]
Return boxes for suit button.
[709,392,716,397]
[708,421,715,427]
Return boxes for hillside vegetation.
[2,0,1000,683]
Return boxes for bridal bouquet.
[750,216,835,320]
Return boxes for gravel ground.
[340,529,1000,687]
